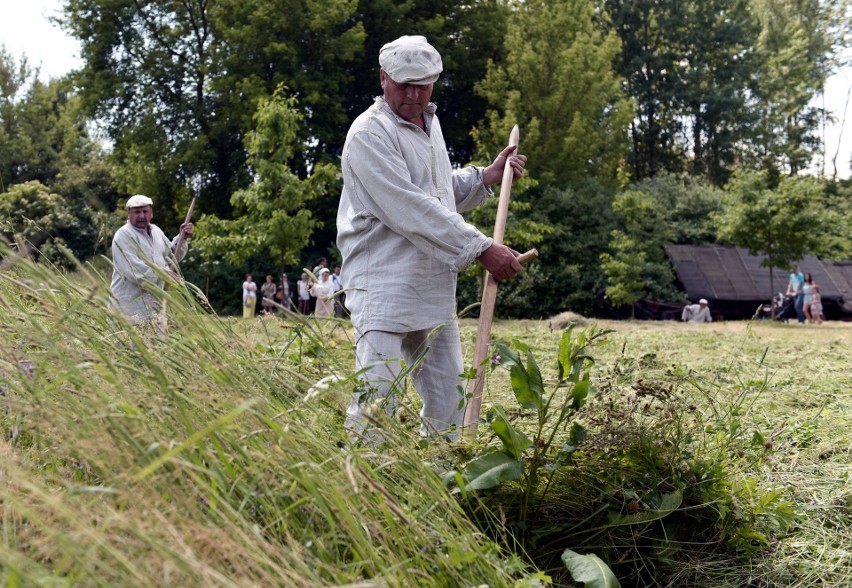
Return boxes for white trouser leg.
[344,322,465,441]
[406,322,464,438]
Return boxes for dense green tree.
[0,180,100,266]
[0,50,95,189]
[818,179,852,258]
[62,0,363,224]
[477,0,632,187]
[715,168,827,300]
[748,0,839,176]
[191,89,337,269]
[618,173,725,246]
[676,0,759,185]
[600,231,649,319]
[606,0,840,184]
[519,180,617,317]
[0,49,36,191]
[0,49,119,256]
[604,0,688,180]
[600,174,724,307]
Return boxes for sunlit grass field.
[1,253,849,587]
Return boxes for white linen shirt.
[337,97,493,334]
[110,222,188,323]
[682,304,712,322]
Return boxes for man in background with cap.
[110,194,193,328]
[336,35,527,442]
[681,299,712,322]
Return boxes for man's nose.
[405,86,423,98]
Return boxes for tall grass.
[0,249,519,586]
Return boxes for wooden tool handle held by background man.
[173,196,196,265]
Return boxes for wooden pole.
[463,125,535,435]
[173,196,196,262]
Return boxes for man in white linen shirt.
[681,299,712,323]
[110,194,193,328]
[336,35,527,442]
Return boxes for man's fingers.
[501,144,518,157]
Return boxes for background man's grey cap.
[379,35,442,84]
[126,194,153,208]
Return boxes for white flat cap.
[126,194,153,208]
[699,298,708,305]
[379,35,442,84]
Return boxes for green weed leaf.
[490,406,532,459]
[496,342,543,410]
[606,490,683,526]
[462,448,522,490]
[561,549,620,587]
[549,423,587,470]
[557,327,575,380]
[571,377,591,408]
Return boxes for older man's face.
[128,205,153,231]
[381,69,433,125]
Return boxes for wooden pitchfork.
[463,125,537,435]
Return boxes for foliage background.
[1,0,851,317]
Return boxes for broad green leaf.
[551,422,588,469]
[462,449,522,490]
[557,327,575,380]
[524,347,546,407]
[561,549,620,588]
[496,343,542,410]
[490,405,532,459]
[571,378,591,408]
[606,490,683,526]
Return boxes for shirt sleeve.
[345,129,491,270]
[452,165,493,213]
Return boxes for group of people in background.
[786,263,824,325]
[241,257,345,319]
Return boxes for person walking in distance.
[786,263,805,324]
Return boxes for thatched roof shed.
[664,244,852,320]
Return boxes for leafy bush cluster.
[453,326,797,586]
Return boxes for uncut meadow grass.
[0,252,517,587]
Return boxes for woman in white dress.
[310,268,335,318]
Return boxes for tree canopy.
[0,0,848,318]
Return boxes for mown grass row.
[477,316,852,586]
